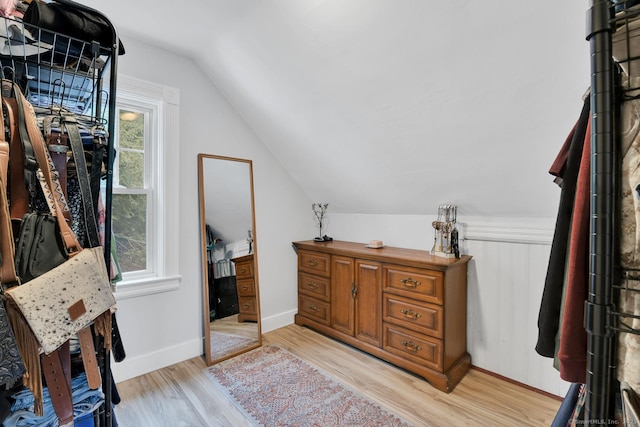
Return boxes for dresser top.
[231,253,254,263]
[292,240,471,271]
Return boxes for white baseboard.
[261,309,296,333]
[111,338,202,383]
[112,311,297,383]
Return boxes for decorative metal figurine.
[312,202,332,242]
[432,204,460,258]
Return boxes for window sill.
[113,275,182,300]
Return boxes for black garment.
[535,96,590,357]
[0,388,14,424]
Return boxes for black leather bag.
[14,212,68,283]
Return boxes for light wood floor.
[113,324,561,426]
[210,314,259,339]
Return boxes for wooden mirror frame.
[198,154,262,365]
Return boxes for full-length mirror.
[198,154,262,365]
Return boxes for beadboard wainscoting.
[328,214,570,397]
[463,218,570,398]
[464,223,570,398]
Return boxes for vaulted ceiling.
[81,0,588,218]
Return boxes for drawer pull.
[307,305,319,312]
[307,259,319,267]
[400,277,421,288]
[243,303,251,309]
[241,285,250,291]
[400,340,422,353]
[239,267,248,274]
[401,309,422,320]
[306,282,319,289]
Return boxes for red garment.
[558,119,591,383]
[549,121,576,180]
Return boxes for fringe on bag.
[5,304,113,417]
[93,310,112,352]
[5,298,43,416]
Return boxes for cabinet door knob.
[401,309,422,320]
[351,282,357,299]
[400,277,421,288]
[400,340,422,353]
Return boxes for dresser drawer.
[383,294,443,339]
[383,324,443,371]
[383,265,443,304]
[298,272,330,301]
[298,250,331,277]
[236,279,255,297]
[238,296,257,315]
[235,261,254,279]
[298,295,330,325]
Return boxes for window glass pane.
[118,110,144,150]
[112,193,147,273]
[118,150,145,189]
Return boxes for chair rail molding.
[461,217,555,246]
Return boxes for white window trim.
[112,75,181,300]
[114,100,156,278]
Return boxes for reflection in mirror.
[198,154,262,365]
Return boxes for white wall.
[110,38,314,382]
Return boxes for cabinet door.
[331,256,355,336]
[355,260,382,347]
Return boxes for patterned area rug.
[206,344,413,427]
[210,331,259,360]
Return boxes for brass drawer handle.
[401,309,422,320]
[400,277,421,288]
[241,285,250,291]
[307,259,319,267]
[239,267,248,274]
[243,303,251,309]
[306,282,319,289]
[400,340,422,353]
[307,305,319,312]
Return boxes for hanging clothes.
[215,259,232,279]
[557,118,590,383]
[536,95,590,358]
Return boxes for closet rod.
[585,0,616,423]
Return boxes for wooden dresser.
[232,254,258,322]
[293,240,472,392]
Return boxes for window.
[109,75,181,298]
[114,107,150,273]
